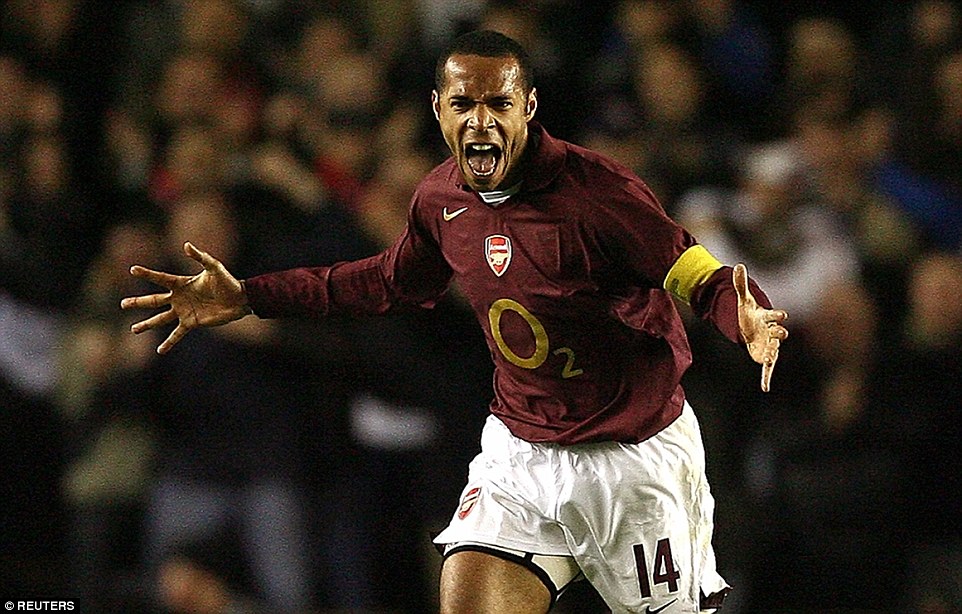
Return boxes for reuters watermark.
[4,603,75,611]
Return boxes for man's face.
[433,54,537,191]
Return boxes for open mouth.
[465,143,501,178]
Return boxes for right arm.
[244,211,452,318]
[122,199,452,354]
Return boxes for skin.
[432,54,537,192]
[734,262,789,391]
[440,551,551,614]
[121,53,789,614]
[121,242,250,354]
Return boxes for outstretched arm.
[120,242,251,354]
[733,263,789,392]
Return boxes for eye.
[449,98,471,112]
[490,99,512,110]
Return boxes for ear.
[431,90,441,121]
[525,88,538,121]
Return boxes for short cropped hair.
[434,30,534,95]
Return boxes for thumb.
[733,263,754,305]
[184,241,219,270]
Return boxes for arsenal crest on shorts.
[458,486,481,519]
[485,235,512,277]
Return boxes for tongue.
[468,151,497,175]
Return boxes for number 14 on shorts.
[634,538,681,598]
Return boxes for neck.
[498,131,531,189]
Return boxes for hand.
[734,263,789,392]
[120,242,251,354]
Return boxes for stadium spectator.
[139,190,318,613]
[57,219,164,611]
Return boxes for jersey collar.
[520,121,566,193]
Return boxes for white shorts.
[434,402,730,613]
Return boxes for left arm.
[592,173,789,391]
[675,252,789,392]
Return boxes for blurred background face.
[911,0,960,49]
[935,51,962,123]
[165,124,224,194]
[634,43,703,124]
[909,254,962,346]
[616,0,680,46]
[433,54,536,191]
[294,15,357,97]
[23,133,68,198]
[179,0,247,56]
[788,17,856,84]
[166,192,236,269]
[156,52,224,125]
[0,56,27,131]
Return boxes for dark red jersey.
[245,123,769,444]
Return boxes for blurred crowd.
[0,0,960,613]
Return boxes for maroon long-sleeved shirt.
[245,122,769,444]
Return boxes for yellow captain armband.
[663,244,723,304]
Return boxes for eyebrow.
[447,94,513,103]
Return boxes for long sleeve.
[244,202,453,319]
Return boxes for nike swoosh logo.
[442,206,469,221]
[645,599,677,614]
